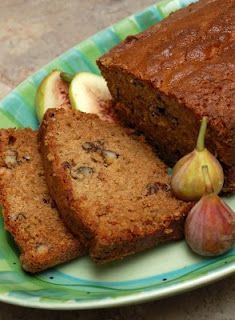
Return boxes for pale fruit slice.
[35,70,70,122]
[69,72,114,122]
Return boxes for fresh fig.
[69,72,114,122]
[185,165,235,256]
[35,70,70,122]
[171,117,224,201]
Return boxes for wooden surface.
[0,0,234,319]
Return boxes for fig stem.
[202,165,214,194]
[60,72,73,83]
[196,117,208,152]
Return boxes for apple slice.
[69,72,114,122]
[35,70,70,122]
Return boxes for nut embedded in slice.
[4,150,18,168]
[69,72,113,122]
[35,70,70,122]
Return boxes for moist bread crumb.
[0,129,85,273]
[39,108,192,263]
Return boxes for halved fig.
[35,70,70,122]
[69,72,114,122]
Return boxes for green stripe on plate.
[15,81,37,110]
[91,29,121,55]
[77,39,104,74]
[158,0,181,16]
[158,0,197,16]
[134,5,164,30]
[112,16,141,40]
[0,94,38,128]
[0,111,20,128]
[59,49,96,74]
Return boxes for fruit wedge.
[35,70,70,122]
[69,72,113,122]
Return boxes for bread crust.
[39,112,92,246]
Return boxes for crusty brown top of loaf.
[98,0,235,137]
[0,129,84,273]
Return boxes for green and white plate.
[0,0,234,310]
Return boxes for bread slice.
[39,108,192,263]
[0,129,85,273]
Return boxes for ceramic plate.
[0,0,234,310]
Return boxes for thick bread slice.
[0,129,85,273]
[39,108,192,263]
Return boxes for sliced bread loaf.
[39,108,192,263]
[0,129,85,273]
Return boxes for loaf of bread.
[98,0,235,193]
[0,129,85,273]
[39,108,191,263]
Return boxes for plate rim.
[0,263,233,310]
